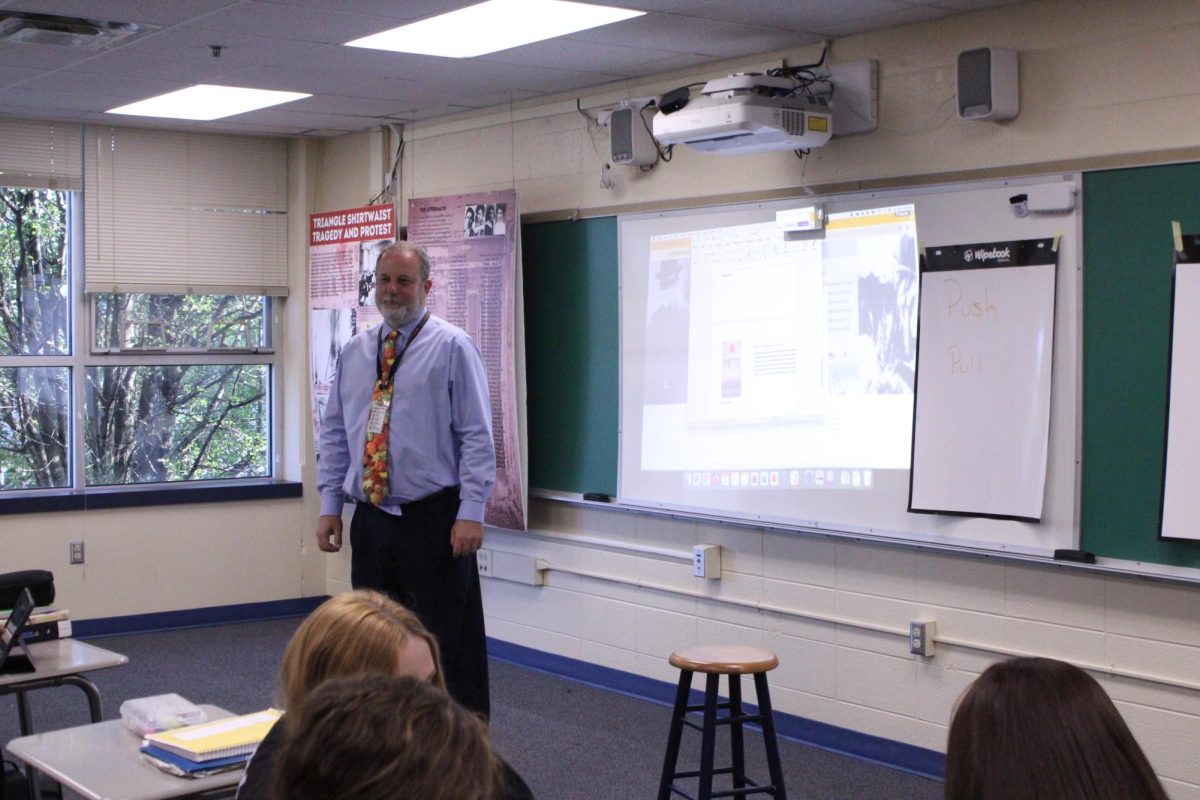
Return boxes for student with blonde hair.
[277,589,442,709]
[236,590,531,800]
[276,674,497,800]
[944,657,1168,800]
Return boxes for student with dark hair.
[276,674,496,800]
[944,657,1169,800]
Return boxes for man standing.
[316,240,495,717]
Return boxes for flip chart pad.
[910,239,1058,520]
[1161,246,1200,541]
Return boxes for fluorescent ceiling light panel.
[345,0,645,58]
[107,85,310,121]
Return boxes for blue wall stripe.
[72,596,326,638]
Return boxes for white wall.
[319,1,1200,796]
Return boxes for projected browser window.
[638,204,918,489]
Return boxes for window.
[0,121,290,502]
[0,187,71,490]
[0,185,278,494]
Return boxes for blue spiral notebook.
[139,744,249,776]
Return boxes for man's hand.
[451,519,484,558]
[317,514,343,552]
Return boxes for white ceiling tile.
[284,93,416,116]
[254,0,466,20]
[117,24,325,65]
[625,51,733,78]
[0,86,141,113]
[51,50,240,83]
[232,106,384,129]
[567,13,812,58]
[0,64,38,86]
[582,0,715,10]
[20,69,187,99]
[400,103,497,122]
[817,3,957,35]
[180,2,394,45]
[0,0,239,26]
[0,41,98,69]
[679,0,916,32]
[219,65,450,105]
[264,42,437,77]
[922,0,1026,9]
[478,38,687,74]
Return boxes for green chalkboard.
[522,217,618,496]
[1081,165,1200,568]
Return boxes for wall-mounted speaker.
[957,47,1018,121]
[610,106,656,166]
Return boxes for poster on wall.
[408,191,526,531]
[308,204,396,448]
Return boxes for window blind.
[84,125,289,296]
[0,118,82,190]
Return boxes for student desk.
[8,704,240,800]
[0,638,129,731]
[1,638,129,797]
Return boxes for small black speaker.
[957,47,1018,121]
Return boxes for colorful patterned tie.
[362,329,400,505]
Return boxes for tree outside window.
[0,185,273,492]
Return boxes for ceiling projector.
[652,75,833,155]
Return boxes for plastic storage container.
[120,693,208,735]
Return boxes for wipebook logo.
[964,246,1011,263]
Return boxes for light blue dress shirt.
[317,309,495,522]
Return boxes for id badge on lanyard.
[366,398,389,435]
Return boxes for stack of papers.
[139,709,282,778]
[0,608,71,643]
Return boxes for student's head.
[278,590,443,710]
[275,674,497,800]
[944,657,1167,800]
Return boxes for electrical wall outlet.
[476,548,492,577]
[70,540,85,565]
[692,544,722,579]
[908,620,936,657]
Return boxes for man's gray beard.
[378,301,419,329]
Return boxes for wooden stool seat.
[658,645,787,800]
[669,645,779,674]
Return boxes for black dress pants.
[349,490,490,718]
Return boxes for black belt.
[401,486,460,511]
[355,486,459,512]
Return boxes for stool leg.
[753,672,787,800]
[698,673,720,800]
[658,669,693,800]
[728,674,746,790]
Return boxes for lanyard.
[376,310,430,388]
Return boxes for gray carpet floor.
[0,617,941,799]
